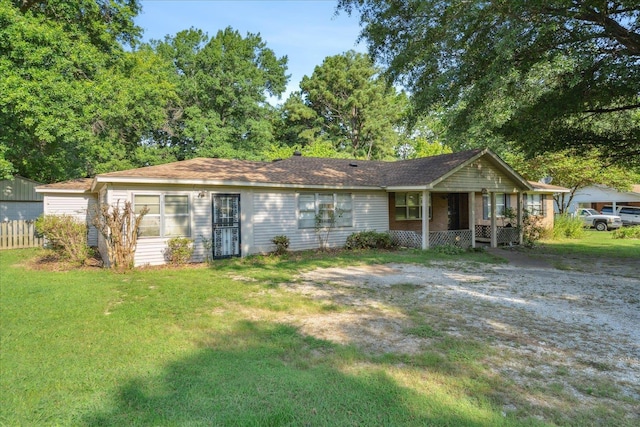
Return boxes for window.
[395,192,431,220]
[298,193,352,228]
[524,194,545,216]
[483,193,510,219]
[134,194,190,238]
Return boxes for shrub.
[35,215,89,265]
[345,231,394,250]
[271,235,290,255]
[612,226,640,239]
[92,201,148,270]
[522,212,549,247]
[552,214,585,239]
[166,237,194,265]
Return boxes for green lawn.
[541,229,640,259]
[0,245,632,426]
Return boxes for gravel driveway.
[276,254,640,420]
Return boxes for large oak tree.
[339,0,640,166]
[151,28,288,160]
[1,0,176,182]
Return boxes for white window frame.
[394,192,432,220]
[524,194,545,216]
[298,192,353,229]
[134,193,191,238]
[483,193,509,219]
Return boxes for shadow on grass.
[84,321,505,426]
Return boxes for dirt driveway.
[276,251,640,420]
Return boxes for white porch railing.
[389,230,473,249]
[391,226,519,249]
[389,230,422,248]
[475,225,520,244]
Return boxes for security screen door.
[212,194,240,259]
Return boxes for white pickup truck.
[576,208,623,231]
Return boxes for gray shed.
[0,176,44,221]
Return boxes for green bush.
[521,212,550,247]
[345,231,395,250]
[166,237,194,265]
[271,235,290,255]
[612,226,640,239]
[552,214,585,239]
[35,215,89,265]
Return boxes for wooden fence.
[0,220,44,249]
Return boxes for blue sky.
[135,0,365,103]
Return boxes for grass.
[540,229,640,259]
[0,245,635,426]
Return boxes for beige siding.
[100,184,390,265]
[191,192,212,262]
[43,193,98,246]
[354,192,388,230]
[251,190,388,254]
[252,191,298,253]
[97,187,109,266]
[435,158,519,193]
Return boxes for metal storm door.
[212,194,241,259]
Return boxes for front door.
[448,194,461,230]
[212,194,241,259]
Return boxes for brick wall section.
[388,193,456,232]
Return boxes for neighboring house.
[0,176,44,222]
[36,149,565,266]
[566,184,640,213]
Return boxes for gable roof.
[36,148,536,193]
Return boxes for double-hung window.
[395,192,431,220]
[483,193,510,219]
[134,194,190,238]
[298,193,353,228]
[524,194,545,216]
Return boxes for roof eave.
[93,176,380,191]
[35,187,92,194]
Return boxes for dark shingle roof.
[37,149,507,191]
[381,149,483,186]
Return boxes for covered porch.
[383,149,533,250]
[387,190,524,249]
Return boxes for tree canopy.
[338,0,640,166]
[505,150,639,213]
[151,27,288,160]
[276,51,404,160]
[1,0,176,182]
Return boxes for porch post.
[490,192,497,248]
[422,190,429,250]
[469,191,475,248]
[517,192,524,245]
